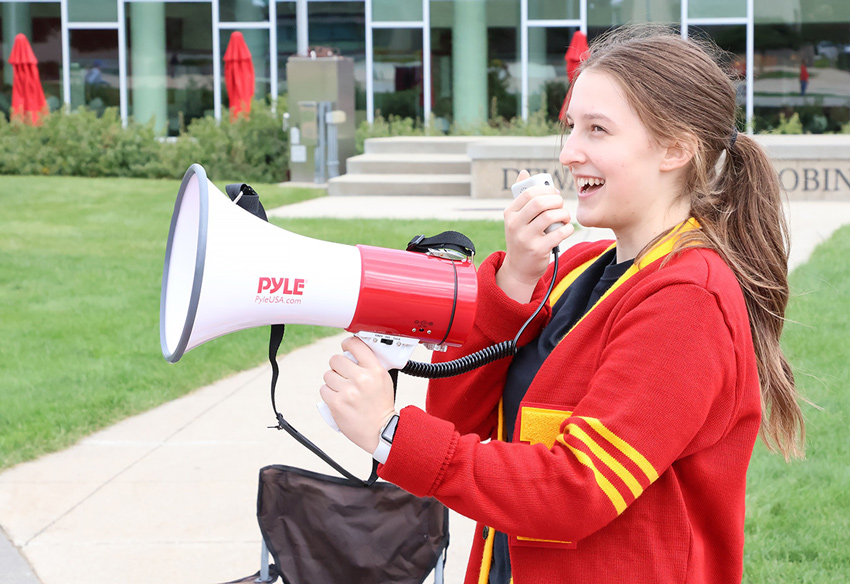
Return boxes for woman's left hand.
[320,336,397,454]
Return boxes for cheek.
[609,153,648,185]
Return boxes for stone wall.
[467,134,850,200]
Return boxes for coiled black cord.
[401,246,560,379]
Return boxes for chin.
[574,208,602,230]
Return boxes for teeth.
[576,177,605,188]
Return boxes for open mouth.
[576,176,605,195]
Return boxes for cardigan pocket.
[513,403,578,550]
[517,403,573,449]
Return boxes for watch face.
[381,415,400,444]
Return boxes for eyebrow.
[566,112,615,125]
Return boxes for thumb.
[515,169,530,184]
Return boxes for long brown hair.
[577,25,805,459]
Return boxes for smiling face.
[560,70,692,259]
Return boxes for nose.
[559,131,584,168]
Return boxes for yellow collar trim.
[548,243,617,307]
[556,218,700,339]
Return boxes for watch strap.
[372,414,399,464]
[372,439,391,464]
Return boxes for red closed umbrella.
[560,31,590,121]
[565,31,589,82]
[8,33,47,125]
[223,31,255,121]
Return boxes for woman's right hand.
[497,170,574,303]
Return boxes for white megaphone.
[160,165,478,425]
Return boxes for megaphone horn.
[160,164,478,364]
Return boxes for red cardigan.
[379,237,762,584]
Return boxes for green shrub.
[0,100,288,183]
[769,112,805,135]
[455,102,563,137]
[354,114,436,153]
[162,99,289,183]
[355,105,564,154]
[0,107,163,178]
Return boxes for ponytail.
[582,26,807,460]
[686,133,806,460]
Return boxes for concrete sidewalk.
[1,196,849,584]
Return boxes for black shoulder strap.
[228,184,380,486]
[268,324,385,487]
[407,230,475,258]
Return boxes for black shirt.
[489,248,633,584]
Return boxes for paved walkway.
[1,195,848,584]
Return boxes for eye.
[590,124,607,133]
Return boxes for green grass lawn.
[0,175,507,470]
[743,224,850,582]
[0,175,847,579]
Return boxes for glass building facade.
[1,0,848,134]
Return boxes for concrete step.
[328,173,471,197]
[345,153,471,175]
[364,136,481,155]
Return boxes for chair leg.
[256,539,273,583]
[433,548,446,584]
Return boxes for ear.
[659,135,697,172]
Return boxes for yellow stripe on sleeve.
[564,444,628,514]
[577,417,659,483]
[564,424,644,499]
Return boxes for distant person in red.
[800,62,809,96]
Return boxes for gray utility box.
[286,55,355,183]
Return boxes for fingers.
[521,195,571,230]
[507,169,566,226]
[340,336,381,368]
[506,196,571,245]
[319,383,335,402]
[322,367,344,391]
[498,172,572,301]
[320,340,397,454]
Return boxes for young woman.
[320,25,806,583]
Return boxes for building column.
[130,3,168,134]
[3,3,31,87]
[452,0,487,126]
[527,3,547,115]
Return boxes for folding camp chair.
[250,465,449,584]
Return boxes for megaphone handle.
[316,400,341,432]
[315,350,358,432]
[317,335,417,432]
